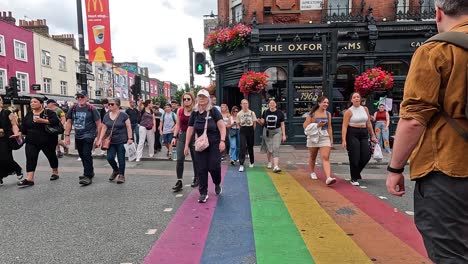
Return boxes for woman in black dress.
[17,97,61,187]
[0,97,23,185]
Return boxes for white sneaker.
[149,154,154,158]
[239,165,245,172]
[77,157,81,161]
[326,177,337,185]
[136,159,140,162]
[249,163,254,168]
[267,162,272,169]
[350,180,360,186]
[310,172,318,180]
[273,166,281,173]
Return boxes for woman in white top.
[303,96,336,185]
[341,92,378,186]
[220,103,231,161]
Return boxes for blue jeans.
[229,129,240,161]
[131,124,139,144]
[375,121,391,152]
[107,143,126,175]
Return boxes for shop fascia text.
[260,42,362,52]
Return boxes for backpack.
[425,32,468,141]
[162,111,176,124]
[70,104,95,120]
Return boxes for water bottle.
[172,145,177,160]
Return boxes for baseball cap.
[47,99,57,105]
[197,89,210,98]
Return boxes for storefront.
[213,20,436,144]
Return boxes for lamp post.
[76,0,87,95]
[111,55,115,97]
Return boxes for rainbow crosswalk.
[144,165,431,264]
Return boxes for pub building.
[213,0,437,144]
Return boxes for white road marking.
[378,196,388,200]
[405,211,415,216]
[185,184,191,187]
[176,194,183,198]
[359,186,368,189]
[145,229,157,235]
[164,208,173,212]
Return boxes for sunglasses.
[183,98,191,101]
[233,110,239,112]
[76,95,85,99]
[108,103,115,106]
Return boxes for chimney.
[0,10,16,24]
[52,34,77,49]
[20,18,49,37]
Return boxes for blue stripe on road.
[200,166,257,264]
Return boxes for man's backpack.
[425,32,468,141]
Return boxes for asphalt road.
[1,149,192,264]
[1,149,415,263]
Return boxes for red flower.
[354,67,394,97]
[238,71,269,96]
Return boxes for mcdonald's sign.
[85,0,112,62]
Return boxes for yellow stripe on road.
[268,170,373,264]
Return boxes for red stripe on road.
[143,166,227,264]
[299,165,428,257]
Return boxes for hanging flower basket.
[354,67,394,97]
[204,24,252,55]
[238,71,269,96]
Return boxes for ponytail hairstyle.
[310,96,328,115]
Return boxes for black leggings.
[346,127,371,181]
[25,143,58,173]
[239,126,255,165]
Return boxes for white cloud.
[0,0,215,87]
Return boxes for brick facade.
[218,0,428,25]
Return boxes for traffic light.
[131,75,142,100]
[194,52,206,75]
[7,77,19,97]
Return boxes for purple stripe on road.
[143,166,227,264]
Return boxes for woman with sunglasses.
[227,106,240,165]
[18,97,61,187]
[97,98,133,184]
[0,97,23,185]
[237,100,257,171]
[171,92,197,192]
[185,89,226,203]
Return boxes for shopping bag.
[127,143,137,161]
[373,143,383,161]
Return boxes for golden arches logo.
[87,0,104,12]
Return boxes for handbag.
[44,110,64,135]
[10,136,24,150]
[101,112,120,151]
[194,110,210,152]
[229,128,237,137]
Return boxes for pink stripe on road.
[143,166,227,264]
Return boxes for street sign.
[87,73,95,81]
[95,90,102,96]
[79,63,94,73]
[31,84,41,91]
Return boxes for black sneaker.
[230,160,235,166]
[172,180,183,192]
[16,173,23,181]
[17,179,34,188]
[198,194,209,203]
[215,185,222,195]
[109,171,119,181]
[191,178,199,188]
[50,174,60,181]
[0,179,3,185]
[79,177,92,186]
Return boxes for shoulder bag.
[194,110,210,152]
[101,112,120,151]
[44,110,64,135]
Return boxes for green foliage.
[152,95,167,107]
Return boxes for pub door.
[222,85,244,110]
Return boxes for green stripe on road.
[247,167,315,264]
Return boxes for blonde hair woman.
[237,99,257,172]
[171,92,198,191]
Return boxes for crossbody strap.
[108,112,120,138]
[203,110,210,131]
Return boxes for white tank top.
[349,106,368,126]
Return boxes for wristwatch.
[387,165,404,174]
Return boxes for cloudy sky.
[1,0,217,87]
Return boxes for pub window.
[263,67,288,116]
[376,60,409,76]
[332,65,358,117]
[294,62,323,77]
[327,0,351,15]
